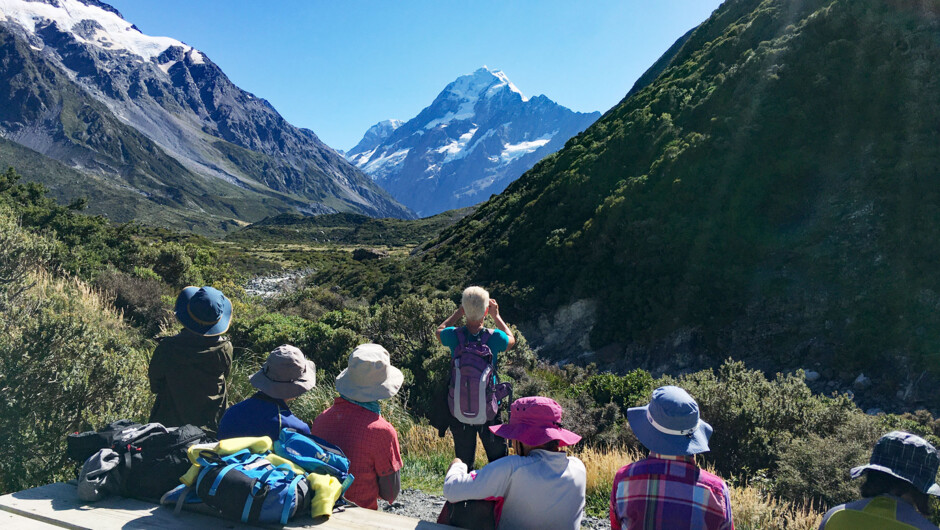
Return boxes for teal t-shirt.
[440,326,509,366]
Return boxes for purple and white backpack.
[448,328,511,425]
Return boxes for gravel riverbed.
[244,269,312,297]
[379,488,607,529]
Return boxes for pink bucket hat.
[489,397,581,447]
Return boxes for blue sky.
[108,1,724,151]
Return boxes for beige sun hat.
[334,343,404,402]
[249,345,316,400]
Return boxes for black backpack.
[437,498,502,529]
[115,423,209,500]
[66,419,142,464]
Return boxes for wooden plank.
[0,483,453,529]
[1,509,62,528]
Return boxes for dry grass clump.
[730,482,822,530]
[402,425,455,458]
[575,446,641,493]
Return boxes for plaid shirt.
[610,453,734,530]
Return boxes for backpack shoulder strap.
[456,326,468,346]
[480,329,493,345]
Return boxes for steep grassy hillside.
[416,0,940,391]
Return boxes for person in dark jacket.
[217,344,316,440]
[148,286,233,436]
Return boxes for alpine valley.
[346,67,600,217]
[0,0,413,234]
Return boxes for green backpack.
[825,497,920,530]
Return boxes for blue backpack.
[194,449,310,525]
[273,428,354,494]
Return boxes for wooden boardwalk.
[0,483,453,529]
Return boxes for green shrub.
[95,269,171,337]
[0,210,151,494]
[268,286,352,320]
[660,360,858,478]
[565,369,654,414]
[153,243,199,287]
[773,412,880,507]
[229,312,319,356]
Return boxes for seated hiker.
[610,385,734,530]
[149,286,233,436]
[310,343,404,510]
[819,431,940,530]
[217,345,316,440]
[435,286,516,470]
[442,396,586,530]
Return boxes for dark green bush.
[660,360,858,477]
[774,412,880,507]
[565,369,654,414]
[268,286,352,320]
[95,269,171,337]
[229,312,317,356]
[153,243,199,287]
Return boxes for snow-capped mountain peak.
[347,67,600,217]
[442,66,528,104]
[0,0,198,61]
[346,119,403,166]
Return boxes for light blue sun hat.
[627,385,713,456]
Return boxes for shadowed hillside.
[415,0,940,405]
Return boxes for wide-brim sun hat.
[489,396,582,447]
[174,286,232,336]
[850,431,940,496]
[334,343,404,402]
[628,385,712,456]
[249,345,316,400]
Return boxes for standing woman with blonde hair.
[437,286,516,469]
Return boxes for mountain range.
[0,0,412,233]
[415,0,940,405]
[346,67,599,217]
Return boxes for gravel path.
[379,488,607,529]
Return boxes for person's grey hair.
[461,286,489,322]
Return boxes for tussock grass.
[730,483,822,530]
[573,446,642,517]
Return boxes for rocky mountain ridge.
[0,0,412,232]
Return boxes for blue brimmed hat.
[627,385,713,456]
[851,431,940,496]
[174,286,232,336]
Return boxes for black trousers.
[450,415,507,470]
